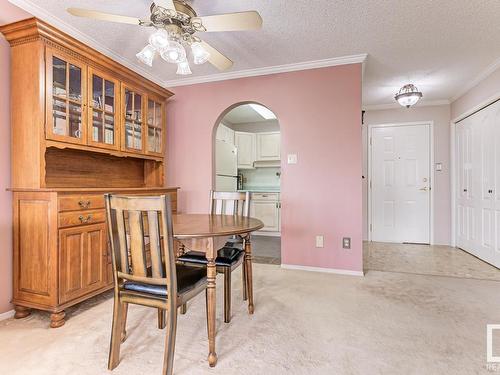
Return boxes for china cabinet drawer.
[251,193,279,201]
[59,194,105,212]
[59,209,106,228]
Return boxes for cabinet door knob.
[463,189,467,192]
[488,189,493,194]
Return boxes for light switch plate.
[315,235,324,248]
[342,237,351,249]
[287,154,297,164]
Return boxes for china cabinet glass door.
[122,85,144,153]
[146,98,164,155]
[88,68,119,150]
[46,49,86,144]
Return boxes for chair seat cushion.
[123,264,207,296]
[178,247,245,267]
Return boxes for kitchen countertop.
[238,188,281,193]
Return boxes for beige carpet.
[0,264,499,374]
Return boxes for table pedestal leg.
[244,235,254,314]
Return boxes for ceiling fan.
[67,0,263,75]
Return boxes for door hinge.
[370,224,372,232]
[369,137,372,146]
[369,180,372,189]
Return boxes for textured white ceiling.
[5,0,500,105]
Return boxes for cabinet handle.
[78,200,91,208]
[79,214,92,224]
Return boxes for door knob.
[419,187,428,191]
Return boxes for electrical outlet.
[315,235,324,248]
[342,237,351,249]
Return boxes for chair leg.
[108,297,125,370]
[121,302,129,342]
[158,308,166,329]
[162,307,178,375]
[242,263,248,301]
[180,303,187,315]
[223,267,231,323]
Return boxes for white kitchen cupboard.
[455,99,500,268]
[250,193,280,233]
[235,131,256,169]
[216,123,235,144]
[256,132,281,161]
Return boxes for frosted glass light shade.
[176,60,192,75]
[136,44,156,66]
[160,40,186,64]
[394,84,423,108]
[191,42,210,65]
[148,29,169,51]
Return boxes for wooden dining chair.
[178,191,250,323]
[105,194,208,375]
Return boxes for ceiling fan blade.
[154,0,176,11]
[67,8,142,25]
[200,41,233,71]
[195,11,262,32]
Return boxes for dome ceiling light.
[395,84,423,108]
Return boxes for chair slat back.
[209,191,250,217]
[105,194,176,294]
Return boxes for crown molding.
[363,99,450,111]
[451,55,500,102]
[7,0,165,88]
[163,54,368,87]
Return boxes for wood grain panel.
[13,192,58,307]
[45,148,146,188]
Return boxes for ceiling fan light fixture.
[136,44,156,67]
[176,60,192,75]
[148,29,170,51]
[395,84,423,108]
[160,40,186,63]
[191,42,210,65]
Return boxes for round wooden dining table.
[172,214,264,367]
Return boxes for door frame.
[367,121,435,244]
[450,91,500,248]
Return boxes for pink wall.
[167,64,363,272]
[0,1,31,314]
[363,105,451,245]
[451,66,500,119]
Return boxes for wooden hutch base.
[0,18,178,327]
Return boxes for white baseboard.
[253,231,281,237]
[0,309,15,321]
[281,264,364,276]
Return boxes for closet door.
[491,101,500,267]
[456,117,474,251]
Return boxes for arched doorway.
[213,102,281,264]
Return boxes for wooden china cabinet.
[0,18,178,328]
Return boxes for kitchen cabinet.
[256,132,280,161]
[216,123,235,145]
[235,131,256,169]
[250,192,281,233]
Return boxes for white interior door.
[370,124,431,243]
[456,100,500,267]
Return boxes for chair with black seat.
[105,194,208,375]
[178,191,250,323]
